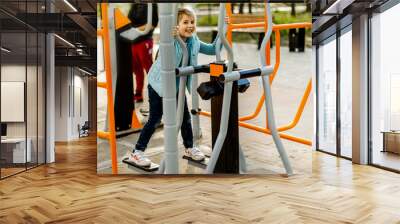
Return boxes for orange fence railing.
[199,4,313,146]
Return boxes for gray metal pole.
[206,3,234,174]
[190,9,201,143]
[215,38,222,62]
[215,13,226,62]
[191,69,201,144]
[259,4,272,68]
[259,3,293,175]
[239,145,247,173]
[261,76,293,175]
[158,3,179,174]
[192,7,229,144]
[103,5,119,132]
[208,5,247,172]
[158,4,185,174]
[46,0,55,163]
[176,37,189,132]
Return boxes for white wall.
[1,64,46,164]
[55,66,69,141]
[1,65,34,138]
[72,72,89,138]
[46,31,55,163]
[55,66,89,141]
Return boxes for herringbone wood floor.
[1,136,400,223]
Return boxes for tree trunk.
[239,3,244,14]
[249,3,252,14]
[208,4,211,24]
[291,3,296,16]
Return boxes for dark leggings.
[134,85,193,152]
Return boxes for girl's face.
[178,14,196,39]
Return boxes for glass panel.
[37,0,46,165]
[0,0,46,178]
[26,0,38,169]
[27,31,38,169]
[340,29,352,158]
[0,9,27,177]
[371,4,400,171]
[38,32,45,165]
[318,37,337,154]
[0,1,30,33]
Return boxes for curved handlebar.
[219,66,273,82]
[174,5,188,68]
[215,5,227,62]
[175,64,210,76]
[218,4,233,72]
[259,4,272,67]
[176,37,188,67]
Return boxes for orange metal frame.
[97,4,118,174]
[97,5,144,174]
[115,8,143,130]
[199,4,313,146]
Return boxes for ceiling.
[312,0,391,43]
[0,0,96,74]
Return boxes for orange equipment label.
[210,63,224,77]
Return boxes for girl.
[126,8,219,167]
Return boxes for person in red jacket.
[128,4,158,102]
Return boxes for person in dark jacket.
[128,3,158,102]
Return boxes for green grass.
[196,32,260,44]
[194,3,220,9]
[197,14,219,27]
[273,11,311,24]
[272,11,311,39]
[197,11,311,27]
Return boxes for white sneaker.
[184,147,205,161]
[199,145,212,157]
[127,150,151,167]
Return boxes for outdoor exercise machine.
[98,2,307,174]
[198,3,313,147]
[158,3,293,175]
[106,4,153,137]
[116,4,161,172]
[97,3,155,173]
[123,4,196,173]
[206,3,291,174]
[172,5,245,173]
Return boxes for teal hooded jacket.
[147,34,218,97]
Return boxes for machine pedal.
[122,158,159,172]
[182,156,208,169]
